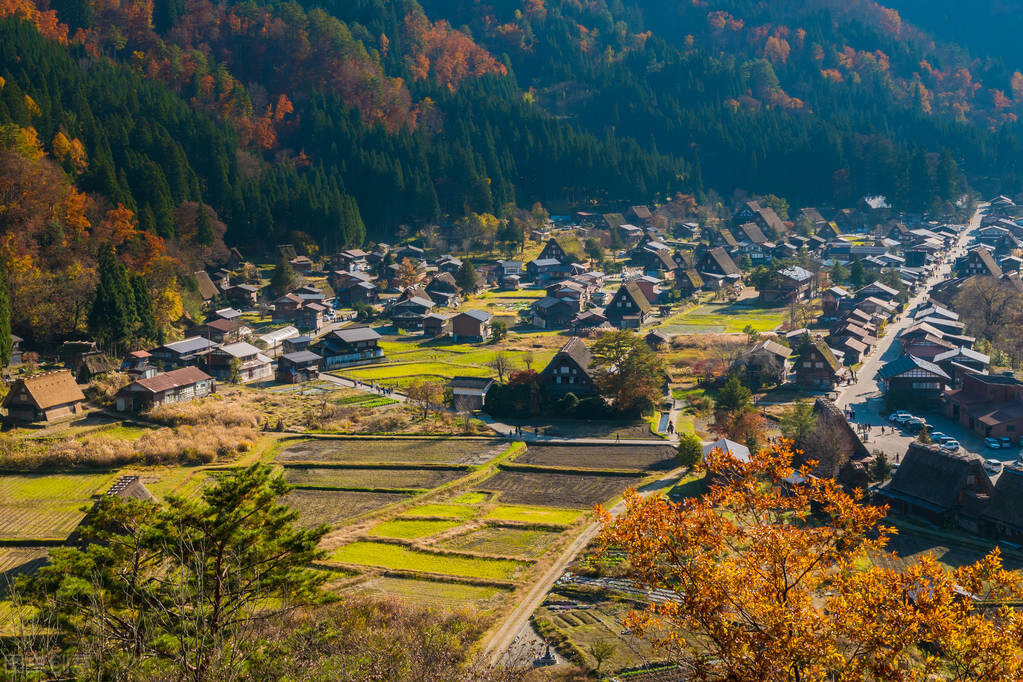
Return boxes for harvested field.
[479,470,639,508]
[368,519,463,539]
[278,438,507,466]
[439,526,562,559]
[330,541,530,580]
[285,489,410,528]
[0,473,116,541]
[515,444,676,471]
[0,547,49,580]
[354,576,508,609]
[283,467,466,491]
[484,505,581,525]
[504,420,656,440]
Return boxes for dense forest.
[3,0,1023,346]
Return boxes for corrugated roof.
[130,367,212,394]
[333,327,381,343]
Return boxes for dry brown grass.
[0,425,256,470]
[84,372,131,407]
[147,398,259,429]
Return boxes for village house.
[282,335,312,354]
[821,286,850,317]
[289,255,314,274]
[697,247,741,279]
[675,270,704,298]
[933,347,991,382]
[526,258,574,285]
[626,205,652,225]
[956,247,1003,279]
[943,372,1023,444]
[114,367,215,413]
[187,318,242,345]
[536,237,576,265]
[877,443,992,532]
[734,339,792,387]
[732,200,787,239]
[276,350,322,383]
[447,376,495,412]
[2,370,85,422]
[313,327,384,369]
[207,342,273,383]
[795,338,844,389]
[150,337,219,369]
[194,271,221,305]
[451,310,492,342]
[758,265,814,304]
[981,465,1023,543]
[224,284,260,307]
[75,354,120,383]
[435,254,463,275]
[336,278,380,306]
[531,297,577,329]
[540,337,596,396]
[605,281,653,329]
[425,273,462,308]
[123,350,158,381]
[332,249,369,272]
[422,313,450,337]
[878,355,950,402]
[571,309,609,331]
[389,296,434,331]
[645,330,671,351]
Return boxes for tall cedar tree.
[195,203,216,246]
[270,254,298,296]
[0,266,10,366]
[17,464,327,680]
[130,274,160,342]
[455,260,480,293]
[88,243,137,350]
[598,443,1023,680]
[589,330,666,415]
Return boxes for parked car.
[904,417,926,430]
[986,459,1004,475]
[998,437,1013,448]
[889,411,913,424]
[985,437,1002,449]
[941,439,960,452]
[930,432,951,444]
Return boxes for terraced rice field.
[330,541,530,580]
[398,503,479,520]
[479,470,641,508]
[278,438,507,465]
[283,467,466,491]
[439,526,562,559]
[514,444,676,471]
[367,519,462,539]
[656,302,787,334]
[285,489,410,528]
[353,576,508,609]
[0,473,116,541]
[483,505,582,526]
[0,547,49,577]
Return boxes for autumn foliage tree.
[589,330,666,415]
[598,442,1023,681]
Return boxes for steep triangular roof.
[2,370,85,410]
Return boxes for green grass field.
[484,505,582,526]
[398,503,479,520]
[0,472,118,541]
[657,302,787,334]
[451,491,489,504]
[330,541,529,580]
[367,519,463,539]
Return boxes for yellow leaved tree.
[597,443,1023,681]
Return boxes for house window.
[1009,425,1016,432]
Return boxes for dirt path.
[482,465,685,665]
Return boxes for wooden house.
[605,281,653,329]
[877,355,950,402]
[540,337,596,396]
[531,297,576,329]
[313,327,384,369]
[2,370,85,422]
[795,338,844,389]
[276,351,322,384]
[944,372,1023,444]
[150,337,219,369]
[448,377,495,412]
[698,247,741,278]
[207,342,273,383]
[451,310,492,342]
[114,367,214,413]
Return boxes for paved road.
[318,371,408,402]
[483,465,686,666]
[835,207,983,461]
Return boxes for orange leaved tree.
[597,442,1023,681]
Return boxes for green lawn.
[330,541,529,580]
[657,303,787,334]
[451,491,489,504]
[484,505,582,525]
[367,519,463,539]
[399,503,479,520]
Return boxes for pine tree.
[131,274,160,342]
[196,203,216,246]
[0,266,11,367]
[270,253,298,296]
[88,244,137,350]
[455,261,480,293]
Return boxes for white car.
[889,412,913,424]
[930,432,951,444]
[986,459,1004,474]
[941,440,960,452]
[985,437,1002,449]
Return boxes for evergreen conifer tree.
[270,254,298,296]
[88,244,137,350]
[131,274,160,342]
[196,204,216,246]
[455,261,480,293]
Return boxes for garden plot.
[656,302,786,335]
[283,466,467,491]
[278,438,507,466]
[0,473,116,541]
[478,470,641,508]
[368,519,462,539]
[515,444,676,471]
[285,489,410,528]
[353,576,508,610]
[329,541,530,581]
[505,420,657,440]
[439,526,562,559]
